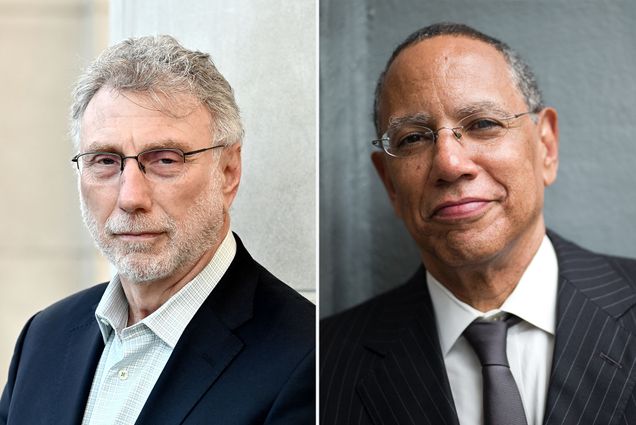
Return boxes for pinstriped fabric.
[357,327,456,425]
[321,296,379,424]
[543,232,636,425]
[320,232,636,425]
[320,268,459,425]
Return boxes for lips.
[115,231,163,236]
[104,212,176,241]
[431,198,492,220]
[111,231,166,241]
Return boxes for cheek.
[390,164,427,218]
[494,142,545,210]
[80,182,118,222]
[153,172,217,215]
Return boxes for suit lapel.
[135,236,257,425]
[134,306,244,425]
[56,302,104,425]
[544,233,636,425]
[357,268,460,425]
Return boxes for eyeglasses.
[372,111,536,158]
[71,145,225,183]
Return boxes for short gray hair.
[70,35,243,148]
[373,22,544,136]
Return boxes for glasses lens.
[386,126,436,157]
[459,113,510,144]
[139,149,185,178]
[79,153,122,181]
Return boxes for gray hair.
[70,35,243,148]
[373,22,544,136]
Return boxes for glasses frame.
[372,110,537,158]
[71,145,225,176]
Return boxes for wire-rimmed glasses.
[372,111,536,158]
[71,145,225,183]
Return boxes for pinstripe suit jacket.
[320,232,636,425]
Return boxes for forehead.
[80,88,212,151]
[378,35,526,130]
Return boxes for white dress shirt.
[82,231,236,425]
[427,235,559,425]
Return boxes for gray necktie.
[463,315,528,425]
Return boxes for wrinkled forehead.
[79,87,215,152]
[378,35,525,130]
[90,87,204,117]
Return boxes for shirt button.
[118,369,129,380]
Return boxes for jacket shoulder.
[28,283,107,331]
[321,267,425,345]
[602,255,636,288]
[549,230,636,288]
[221,234,315,347]
[252,263,315,347]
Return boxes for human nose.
[117,158,152,213]
[428,129,478,184]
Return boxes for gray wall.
[110,0,316,301]
[320,0,636,316]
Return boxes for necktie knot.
[463,318,509,367]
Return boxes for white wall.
[0,0,109,386]
[109,0,317,301]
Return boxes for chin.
[417,223,512,269]
[112,253,177,283]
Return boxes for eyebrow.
[454,101,510,117]
[385,101,512,133]
[387,112,433,133]
[82,139,191,154]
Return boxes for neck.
[121,224,229,326]
[425,224,545,312]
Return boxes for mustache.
[105,213,176,235]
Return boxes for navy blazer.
[320,232,636,425]
[1,235,315,424]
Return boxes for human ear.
[537,107,559,187]
[220,143,242,209]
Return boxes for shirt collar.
[427,234,558,356]
[95,230,237,348]
[94,275,128,342]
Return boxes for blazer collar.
[135,233,258,425]
[356,231,636,425]
[544,231,636,425]
[57,295,105,425]
[358,268,460,425]
[549,230,636,317]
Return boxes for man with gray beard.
[0,36,314,425]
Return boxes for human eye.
[399,132,430,146]
[84,153,120,167]
[462,115,507,141]
[78,153,120,180]
[465,117,504,131]
[140,149,184,177]
[389,127,434,155]
[142,149,183,164]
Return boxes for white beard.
[80,174,225,284]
